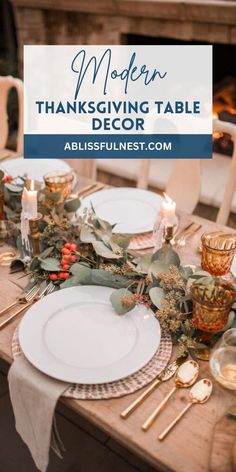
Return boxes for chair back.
[0,75,23,154]
[214,119,236,225]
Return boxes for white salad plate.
[19,285,160,384]
[80,187,163,234]
[0,157,72,182]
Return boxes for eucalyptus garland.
[1,172,235,358]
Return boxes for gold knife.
[120,358,186,419]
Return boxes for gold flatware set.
[0,282,55,330]
[0,182,107,330]
[121,359,213,440]
[121,360,180,419]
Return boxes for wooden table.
[0,181,236,472]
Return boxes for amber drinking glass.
[192,295,232,333]
[191,281,236,333]
[201,231,236,276]
[43,170,74,202]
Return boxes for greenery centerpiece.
[1,172,236,358]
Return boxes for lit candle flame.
[30,180,35,191]
[163,192,174,204]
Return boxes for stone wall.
[11,0,236,75]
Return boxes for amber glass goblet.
[191,280,236,360]
[201,231,236,276]
[44,170,74,202]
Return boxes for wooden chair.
[214,119,236,225]
[0,75,23,157]
[64,159,96,180]
[136,120,236,225]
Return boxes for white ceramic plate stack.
[19,286,161,384]
[80,187,163,235]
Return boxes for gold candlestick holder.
[163,225,175,246]
[29,213,42,257]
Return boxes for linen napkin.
[8,355,69,472]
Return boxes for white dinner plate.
[0,157,72,182]
[80,187,163,234]
[19,286,160,384]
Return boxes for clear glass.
[222,328,236,347]
[201,231,236,276]
[43,170,74,202]
[210,346,236,390]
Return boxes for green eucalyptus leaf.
[92,241,122,259]
[135,254,153,274]
[96,217,113,232]
[60,263,92,288]
[110,234,130,250]
[179,266,194,278]
[91,270,129,289]
[149,287,165,309]
[41,188,61,202]
[30,257,40,271]
[64,197,81,213]
[148,261,169,277]
[70,262,91,277]
[39,257,61,272]
[152,247,180,267]
[80,226,97,243]
[39,247,54,259]
[110,288,135,315]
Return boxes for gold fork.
[120,360,181,419]
[0,282,55,330]
[0,284,41,317]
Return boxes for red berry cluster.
[49,242,78,282]
[2,175,13,184]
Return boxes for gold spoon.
[142,360,199,431]
[158,378,213,440]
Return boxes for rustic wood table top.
[0,179,236,472]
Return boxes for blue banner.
[24,134,212,159]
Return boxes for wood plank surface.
[210,411,236,472]
[0,183,236,472]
